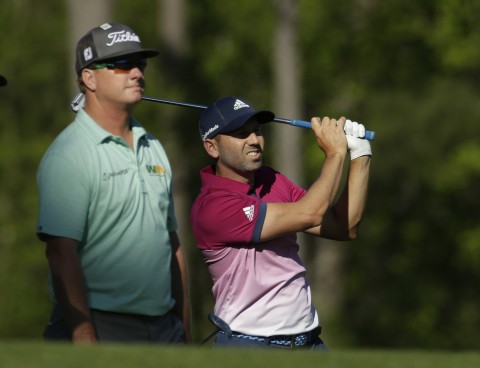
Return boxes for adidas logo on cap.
[233,99,249,110]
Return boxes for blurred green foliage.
[0,0,478,350]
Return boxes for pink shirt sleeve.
[192,192,266,250]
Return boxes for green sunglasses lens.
[93,59,147,72]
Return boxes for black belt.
[91,309,165,322]
[202,313,322,348]
[219,326,322,347]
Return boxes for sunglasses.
[92,59,147,72]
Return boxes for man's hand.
[72,322,98,344]
[311,116,348,158]
[344,119,372,160]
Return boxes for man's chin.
[244,161,262,172]
[128,93,143,105]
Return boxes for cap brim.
[80,49,159,71]
[218,110,275,135]
[0,75,7,87]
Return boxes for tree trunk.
[272,0,345,333]
[157,0,189,249]
[272,0,303,183]
[158,0,187,56]
[272,0,310,256]
[66,0,113,92]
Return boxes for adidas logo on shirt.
[233,99,249,110]
[243,205,255,221]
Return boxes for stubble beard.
[241,157,263,173]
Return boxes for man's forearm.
[336,155,371,238]
[169,233,192,342]
[348,156,371,235]
[50,264,96,342]
[46,239,97,343]
[299,152,347,217]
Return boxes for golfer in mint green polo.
[36,23,191,344]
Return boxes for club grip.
[290,120,375,141]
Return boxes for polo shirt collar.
[200,165,266,195]
[76,109,147,145]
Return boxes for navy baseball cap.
[75,23,159,74]
[0,75,6,87]
[199,96,275,141]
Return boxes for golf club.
[142,96,376,141]
[70,92,375,141]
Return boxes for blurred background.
[0,0,479,350]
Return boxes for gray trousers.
[44,306,185,343]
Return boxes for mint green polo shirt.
[37,109,177,316]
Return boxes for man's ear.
[82,69,96,91]
[203,138,219,159]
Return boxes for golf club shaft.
[144,96,376,141]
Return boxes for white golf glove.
[344,119,372,160]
